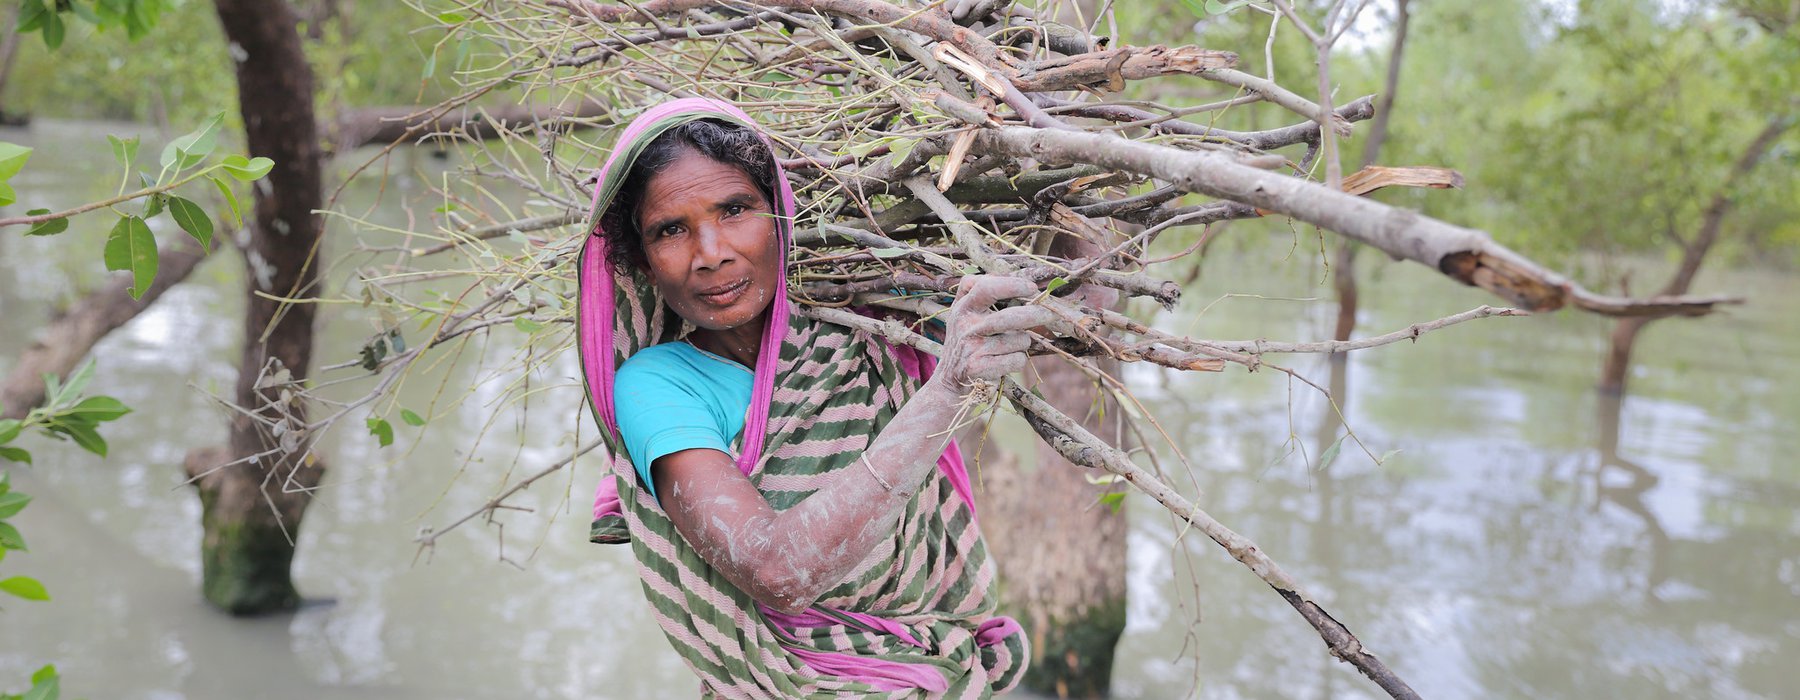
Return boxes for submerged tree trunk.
[966,232,1127,698]
[1333,0,1412,344]
[185,0,326,615]
[1598,113,1792,394]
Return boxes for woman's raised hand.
[934,276,1056,391]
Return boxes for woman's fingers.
[970,305,1057,336]
[952,275,1037,316]
[963,352,1029,380]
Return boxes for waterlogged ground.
[2,120,1797,699]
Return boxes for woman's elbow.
[745,563,826,615]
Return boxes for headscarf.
[577,98,1026,697]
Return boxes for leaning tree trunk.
[1597,112,1792,394]
[965,232,1127,698]
[183,0,326,615]
[2,240,211,420]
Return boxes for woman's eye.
[724,204,746,216]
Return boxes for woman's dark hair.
[599,118,777,273]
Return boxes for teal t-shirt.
[613,341,753,501]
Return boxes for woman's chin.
[681,292,770,333]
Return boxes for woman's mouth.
[695,278,751,305]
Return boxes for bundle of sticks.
[360,2,1736,696]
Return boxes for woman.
[578,98,1047,697]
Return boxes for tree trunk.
[1598,316,1646,395]
[1332,0,1412,344]
[187,0,326,616]
[1,240,211,420]
[0,3,23,120]
[966,232,1127,698]
[1598,112,1792,395]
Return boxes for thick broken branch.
[974,125,1734,317]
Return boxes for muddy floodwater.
[2,120,1797,699]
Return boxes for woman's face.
[635,148,781,334]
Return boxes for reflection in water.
[3,122,1799,699]
[1592,393,1672,604]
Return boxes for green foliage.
[1,361,134,465]
[1,111,274,297]
[17,0,172,48]
[1123,0,1800,271]
[366,417,394,448]
[1372,0,1800,274]
[0,143,31,207]
[0,664,61,700]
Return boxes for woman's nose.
[692,224,734,270]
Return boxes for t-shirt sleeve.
[613,361,734,501]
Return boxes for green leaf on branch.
[41,10,65,50]
[16,0,47,33]
[366,417,394,448]
[400,409,427,427]
[0,182,15,208]
[0,576,48,602]
[0,522,25,551]
[210,176,244,228]
[52,421,108,457]
[22,664,59,700]
[0,447,31,465]
[65,396,132,423]
[0,419,20,444]
[167,196,213,250]
[58,361,95,403]
[439,11,467,23]
[1097,491,1127,514]
[0,143,31,181]
[143,193,166,219]
[109,134,141,171]
[221,155,275,182]
[24,210,67,236]
[514,317,543,333]
[103,215,158,299]
[159,112,225,171]
[1315,433,1347,471]
[0,492,30,520]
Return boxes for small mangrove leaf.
[103,215,158,299]
[167,195,214,250]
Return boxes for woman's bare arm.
[652,276,1048,614]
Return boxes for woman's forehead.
[643,153,766,204]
